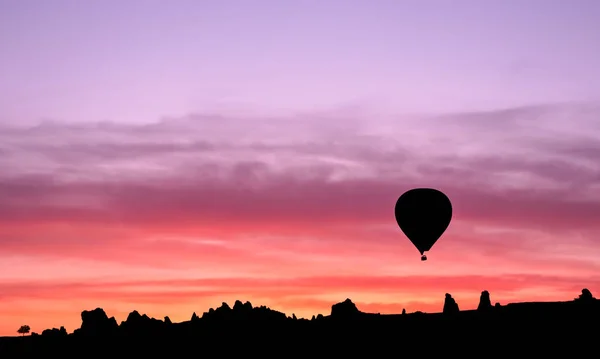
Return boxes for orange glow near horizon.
[1,217,599,336]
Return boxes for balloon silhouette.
[394,188,452,261]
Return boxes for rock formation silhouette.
[75,308,118,336]
[575,288,595,302]
[2,289,600,356]
[41,326,67,338]
[331,298,361,318]
[191,312,199,321]
[477,290,492,311]
[442,293,460,314]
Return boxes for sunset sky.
[1,0,600,336]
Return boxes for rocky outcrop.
[576,288,596,303]
[331,299,361,318]
[443,293,460,314]
[120,310,166,334]
[191,312,200,321]
[477,290,492,311]
[41,326,67,337]
[201,300,287,322]
[77,308,118,336]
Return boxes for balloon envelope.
[394,188,452,255]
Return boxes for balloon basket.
[420,255,427,261]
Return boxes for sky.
[1,0,600,336]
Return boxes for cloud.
[1,172,599,236]
[1,104,600,233]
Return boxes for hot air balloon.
[394,188,452,261]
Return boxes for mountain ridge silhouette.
[1,288,597,355]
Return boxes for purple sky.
[1,0,599,125]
